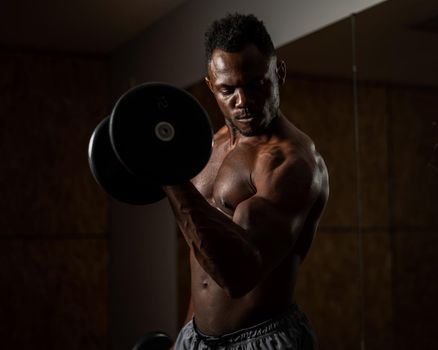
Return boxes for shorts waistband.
[192,304,300,346]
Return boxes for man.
[164,13,329,349]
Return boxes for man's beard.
[231,106,279,137]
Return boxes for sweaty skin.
[164,44,329,337]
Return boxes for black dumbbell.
[132,331,173,350]
[88,82,213,204]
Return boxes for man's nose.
[235,88,251,108]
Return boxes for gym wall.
[0,51,110,349]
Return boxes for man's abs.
[190,251,300,336]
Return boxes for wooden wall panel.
[0,52,109,236]
[0,239,108,349]
[388,87,438,229]
[0,51,110,349]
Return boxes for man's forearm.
[163,182,261,297]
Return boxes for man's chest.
[193,146,257,216]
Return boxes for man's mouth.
[236,113,256,121]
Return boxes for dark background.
[1,0,437,349]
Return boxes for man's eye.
[220,88,233,95]
[256,79,266,86]
[248,80,265,90]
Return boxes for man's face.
[206,44,286,137]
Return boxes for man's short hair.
[204,13,275,65]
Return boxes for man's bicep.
[232,193,305,248]
[232,195,301,276]
[233,159,316,257]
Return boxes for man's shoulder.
[256,130,315,171]
[278,119,327,175]
[254,128,328,191]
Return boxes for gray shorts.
[174,304,317,349]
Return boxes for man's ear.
[205,76,214,93]
[276,60,287,85]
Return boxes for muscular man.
[164,13,329,349]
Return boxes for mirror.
[184,2,438,348]
[355,0,438,348]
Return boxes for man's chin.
[239,128,259,137]
[237,125,264,137]
[230,118,271,137]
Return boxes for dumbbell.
[132,331,173,350]
[88,82,213,204]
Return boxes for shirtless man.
[164,13,329,349]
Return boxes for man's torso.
[190,115,328,336]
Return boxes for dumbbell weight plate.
[88,116,166,205]
[132,331,173,350]
[110,83,213,185]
